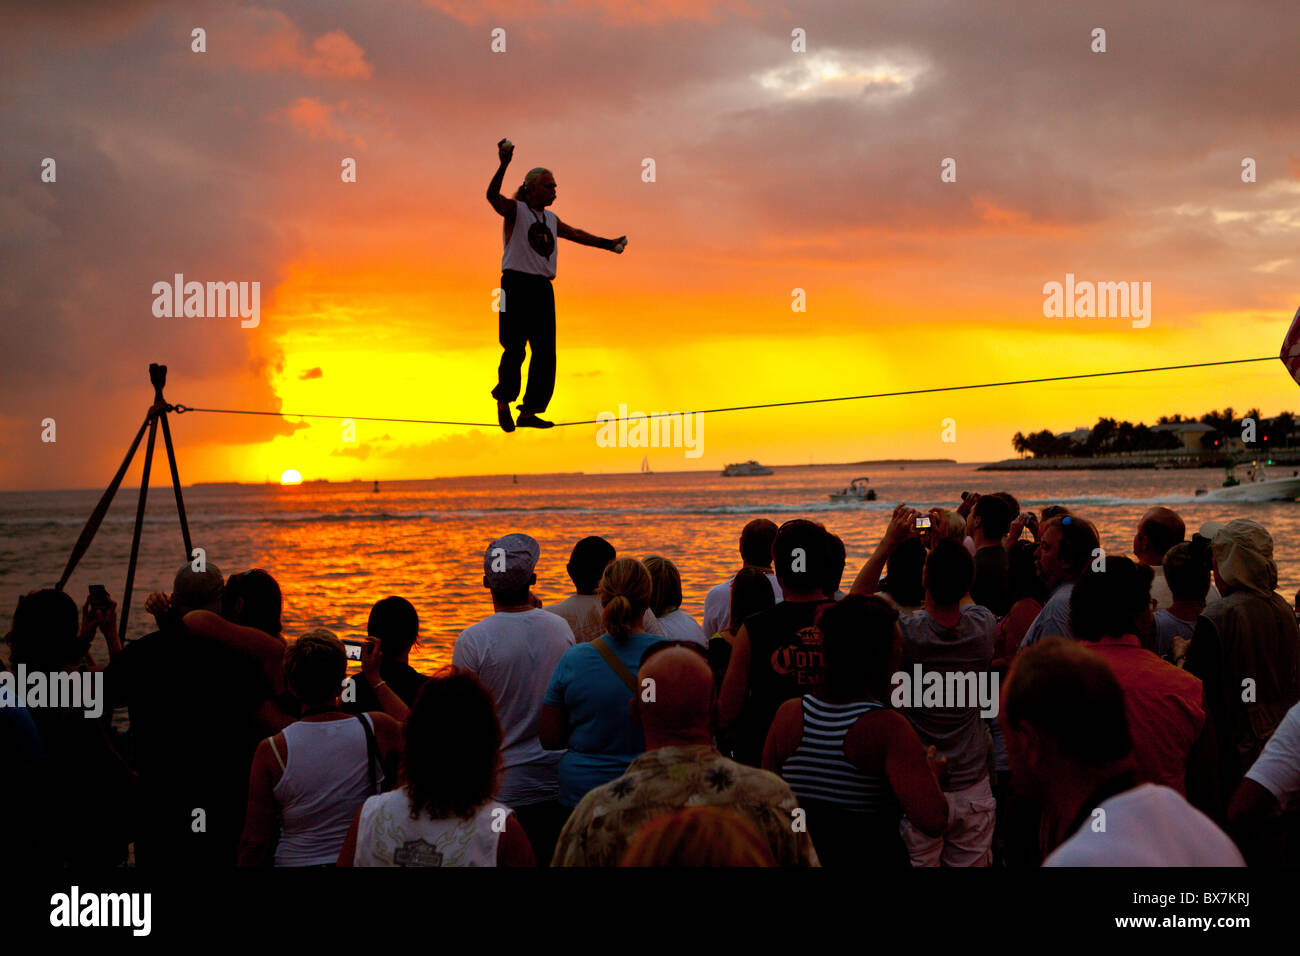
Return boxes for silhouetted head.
[922,538,975,608]
[632,644,715,742]
[482,533,539,606]
[772,519,830,595]
[642,554,684,617]
[283,629,346,708]
[1007,539,1048,605]
[599,557,652,639]
[1035,516,1099,589]
[171,561,224,615]
[1134,506,1185,565]
[1163,542,1211,604]
[5,588,81,671]
[222,569,282,635]
[1070,556,1153,642]
[881,537,926,609]
[739,519,779,568]
[367,596,420,658]
[816,594,901,702]
[567,536,616,594]
[970,494,1013,545]
[404,667,502,821]
[514,167,556,208]
[990,491,1021,519]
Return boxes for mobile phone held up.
[342,639,365,662]
[88,584,109,609]
[915,516,932,530]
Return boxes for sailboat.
[641,456,652,475]
[372,480,379,493]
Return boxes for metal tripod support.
[57,364,193,640]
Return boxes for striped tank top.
[781,696,898,813]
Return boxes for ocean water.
[3,461,1299,674]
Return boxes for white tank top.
[272,715,376,866]
[501,199,558,278]
[351,790,509,867]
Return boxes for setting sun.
[279,469,303,485]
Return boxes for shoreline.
[981,452,1300,471]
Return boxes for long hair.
[512,167,551,202]
[728,566,776,634]
[642,554,683,617]
[599,557,652,640]
[404,668,502,821]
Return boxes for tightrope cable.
[173,354,1280,428]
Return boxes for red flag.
[1282,305,1300,385]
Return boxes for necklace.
[526,205,555,257]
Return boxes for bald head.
[634,646,714,743]
[1134,507,1185,565]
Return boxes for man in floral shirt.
[552,645,819,866]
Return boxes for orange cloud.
[280,97,364,147]
[420,0,757,26]
[233,7,372,79]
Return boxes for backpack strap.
[591,636,638,693]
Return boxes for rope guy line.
[172,354,1280,429]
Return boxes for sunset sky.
[3,0,1299,490]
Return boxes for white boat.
[641,456,652,475]
[1194,462,1300,502]
[722,460,774,477]
[829,477,876,501]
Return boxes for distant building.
[1152,421,1213,452]
[1055,426,1092,446]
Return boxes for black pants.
[492,269,556,414]
[513,799,570,866]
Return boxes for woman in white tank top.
[338,667,537,867]
[238,630,402,866]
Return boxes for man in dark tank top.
[719,520,834,766]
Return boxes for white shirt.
[501,199,557,278]
[1244,699,1300,810]
[452,608,574,806]
[1044,784,1245,867]
[546,593,665,644]
[353,790,506,867]
[702,571,783,637]
[655,608,708,647]
[272,716,375,866]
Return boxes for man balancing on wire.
[485,138,627,431]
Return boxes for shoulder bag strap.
[591,636,638,693]
[356,714,380,795]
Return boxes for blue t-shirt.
[1154,609,1196,661]
[543,632,660,806]
[1019,581,1074,648]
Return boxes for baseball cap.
[172,561,224,613]
[484,533,540,592]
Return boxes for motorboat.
[1194,462,1300,502]
[722,460,774,477]
[829,477,876,501]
